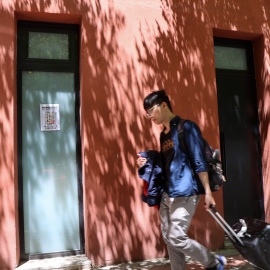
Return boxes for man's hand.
[204,192,216,210]
[197,171,216,210]
[137,154,147,167]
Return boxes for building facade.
[1,0,270,269]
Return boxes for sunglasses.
[146,104,161,118]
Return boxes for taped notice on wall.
[40,104,60,131]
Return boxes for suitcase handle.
[208,205,244,246]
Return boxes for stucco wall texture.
[1,0,270,269]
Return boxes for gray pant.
[159,192,218,269]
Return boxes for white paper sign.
[40,104,60,131]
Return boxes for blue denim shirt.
[160,116,207,197]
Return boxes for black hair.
[143,89,173,112]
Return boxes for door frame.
[17,21,84,260]
[214,37,265,223]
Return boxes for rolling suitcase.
[208,205,270,270]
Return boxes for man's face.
[146,102,166,125]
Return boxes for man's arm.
[198,171,216,210]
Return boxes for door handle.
[220,132,228,180]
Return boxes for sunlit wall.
[1,0,270,269]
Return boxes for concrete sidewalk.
[16,238,257,270]
[95,239,256,270]
[95,255,255,270]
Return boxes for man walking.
[137,90,226,269]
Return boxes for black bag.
[231,218,270,270]
[178,119,224,192]
[209,205,270,270]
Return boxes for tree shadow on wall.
[136,0,270,246]
[0,4,17,270]
[135,0,242,250]
[136,0,221,135]
[1,0,166,268]
[80,0,167,265]
[2,0,270,269]
[80,0,248,263]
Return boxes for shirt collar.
[161,115,181,134]
[170,115,181,127]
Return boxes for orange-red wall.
[1,0,270,269]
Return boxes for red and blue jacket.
[138,150,164,208]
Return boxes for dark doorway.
[214,37,264,225]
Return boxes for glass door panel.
[22,71,80,254]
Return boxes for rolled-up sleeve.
[183,121,208,173]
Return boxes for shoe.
[216,255,227,270]
[206,255,227,270]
